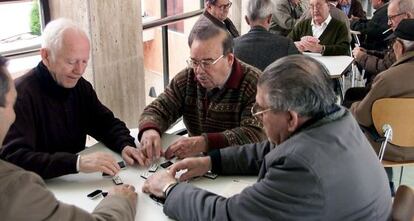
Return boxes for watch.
[162,181,178,198]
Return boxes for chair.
[372,98,414,185]
[392,185,414,221]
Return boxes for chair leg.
[399,166,404,186]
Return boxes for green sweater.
[289,18,350,56]
[138,59,265,150]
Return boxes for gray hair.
[258,55,336,117]
[393,0,414,15]
[0,55,10,107]
[188,22,233,55]
[42,18,88,61]
[246,0,275,21]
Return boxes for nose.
[73,61,86,75]
[388,19,393,27]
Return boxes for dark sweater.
[289,18,350,56]
[0,62,135,179]
[194,10,240,38]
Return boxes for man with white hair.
[0,18,143,179]
[234,0,299,70]
[0,55,137,220]
[289,0,350,55]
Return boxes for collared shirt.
[341,3,351,16]
[311,15,332,39]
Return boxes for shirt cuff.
[76,155,81,172]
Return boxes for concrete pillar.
[229,0,243,34]
[48,0,145,128]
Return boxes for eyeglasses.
[388,12,406,22]
[251,103,273,119]
[214,1,232,10]
[187,55,224,70]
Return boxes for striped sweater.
[138,59,265,150]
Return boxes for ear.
[245,16,250,25]
[266,15,273,24]
[225,53,234,66]
[206,2,213,11]
[40,48,51,67]
[286,110,300,132]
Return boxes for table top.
[45,131,257,220]
[303,52,354,78]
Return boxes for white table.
[45,130,257,221]
[303,52,354,79]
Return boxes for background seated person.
[142,55,392,221]
[337,0,366,19]
[351,0,413,86]
[0,55,137,221]
[289,0,350,55]
[269,0,304,36]
[138,23,265,162]
[350,0,390,51]
[0,18,141,179]
[234,0,299,71]
[194,0,239,38]
[350,19,414,163]
[298,0,351,41]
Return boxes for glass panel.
[0,0,42,79]
[142,0,202,104]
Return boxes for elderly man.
[194,0,239,37]
[234,0,299,71]
[0,18,142,179]
[351,0,390,51]
[351,19,414,163]
[0,55,137,220]
[138,23,264,162]
[142,55,392,220]
[352,0,413,85]
[269,0,304,36]
[289,0,350,55]
[344,0,414,106]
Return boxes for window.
[167,0,184,33]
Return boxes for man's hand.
[142,170,177,198]
[140,129,162,161]
[352,46,366,59]
[294,41,306,52]
[79,152,120,176]
[169,156,212,181]
[108,184,137,207]
[164,136,207,159]
[122,145,152,166]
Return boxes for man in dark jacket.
[0,18,143,179]
[194,0,239,37]
[142,55,392,221]
[234,0,299,70]
[351,0,390,50]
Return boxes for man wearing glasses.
[142,55,391,220]
[351,0,413,85]
[137,23,265,164]
[194,0,239,38]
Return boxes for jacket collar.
[225,58,244,89]
[203,10,227,28]
[392,51,414,67]
[249,26,268,33]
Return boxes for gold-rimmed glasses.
[186,55,224,70]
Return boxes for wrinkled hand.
[140,129,162,161]
[164,136,207,159]
[169,156,211,181]
[122,145,152,166]
[79,152,120,176]
[300,37,323,53]
[294,41,306,52]
[109,184,137,207]
[352,46,366,59]
[142,169,177,198]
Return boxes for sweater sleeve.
[138,69,188,141]
[355,48,396,75]
[322,20,350,56]
[3,169,136,221]
[84,81,136,153]
[0,95,78,179]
